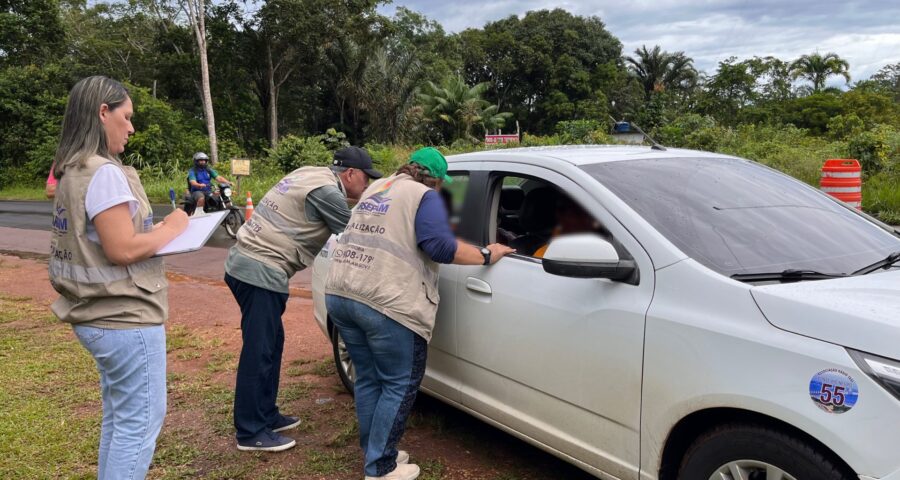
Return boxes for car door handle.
[466,277,492,295]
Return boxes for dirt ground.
[0,253,595,480]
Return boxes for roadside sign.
[231,159,251,176]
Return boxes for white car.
[311,146,900,480]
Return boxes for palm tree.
[418,75,512,142]
[789,52,851,92]
[361,43,424,143]
[625,45,698,96]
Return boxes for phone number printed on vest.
[332,245,375,270]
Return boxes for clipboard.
[154,210,229,256]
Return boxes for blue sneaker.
[270,414,302,433]
[236,430,296,452]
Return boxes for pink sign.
[485,134,520,145]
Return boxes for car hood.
[751,269,900,360]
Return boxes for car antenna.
[609,116,667,151]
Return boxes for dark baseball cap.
[333,146,383,179]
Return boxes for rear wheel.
[331,326,356,394]
[678,423,852,480]
[223,209,243,238]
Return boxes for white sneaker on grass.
[364,463,420,480]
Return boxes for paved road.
[0,201,312,295]
[0,200,236,248]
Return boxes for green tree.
[460,9,623,134]
[864,62,900,102]
[789,52,851,92]
[362,43,424,143]
[0,0,64,66]
[625,45,698,96]
[418,75,512,143]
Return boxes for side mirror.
[542,234,638,284]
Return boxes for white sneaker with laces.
[364,463,420,480]
[396,450,409,464]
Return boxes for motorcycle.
[181,183,244,239]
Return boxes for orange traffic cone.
[245,191,254,221]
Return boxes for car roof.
[446,145,735,167]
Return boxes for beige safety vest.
[49,155,168,328]
[325,173,440,341]
[233,166,341,278]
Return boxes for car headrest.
[519,187,558,232]
[500,185,525,211]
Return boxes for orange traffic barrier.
[820,159,861,210]
[245,191,254,221]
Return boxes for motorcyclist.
[187,152,231,214]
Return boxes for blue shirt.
[187,167,218,193]
[415,190,457,264]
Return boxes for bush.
[266,135,332,172]
[0,64,69,187]
[364,144,412,174]
[846,124,900,174]
[521,133,564,146]
[555,119,609,144]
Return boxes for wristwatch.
[480,247,492,265]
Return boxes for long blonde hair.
[53,76,130,177]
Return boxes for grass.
[0,185,45,201]
[0,295,100,479]
[419,458,447,480]
[140,170,285,206]
[300,450,352,475]
[863,173,900,225]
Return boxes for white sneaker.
[364,463,420,480]
[396,450,409,464]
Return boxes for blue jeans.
[73,325,167,480]
[326,295,427,477]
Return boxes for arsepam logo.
[355,180,393,216]
[51,205,68,233]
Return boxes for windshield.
[583,157,900,277]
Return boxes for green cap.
[409,147,452,183]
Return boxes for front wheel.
[678,423,852,480]
[223,209,243,238]
[330,325,356,395]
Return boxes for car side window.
[489,174,628,262]
[443,172,469,233]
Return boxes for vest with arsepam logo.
[234,166,342,278]
[49,155,167,328]
[325,173,440,342]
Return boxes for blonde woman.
[49,76,188,479]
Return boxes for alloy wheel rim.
[337,334,356,383]
[709,460,797,480]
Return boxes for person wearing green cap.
[324,147,514,480]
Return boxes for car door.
[454,162,654,480]
[420,171,473,404]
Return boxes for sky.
[379,0,900,85]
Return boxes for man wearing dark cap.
[224,146,382,452]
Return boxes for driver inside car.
[187,151,231,214]
[533,195,606,258]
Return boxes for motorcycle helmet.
[193,152,209,168]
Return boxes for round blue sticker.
[809,369,859,414]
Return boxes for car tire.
[678,423,852,480]
[330,325,355,395]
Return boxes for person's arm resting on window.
[415,190,514,265]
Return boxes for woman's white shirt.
[85,164,138,243]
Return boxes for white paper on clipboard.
[154,210,228,256]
